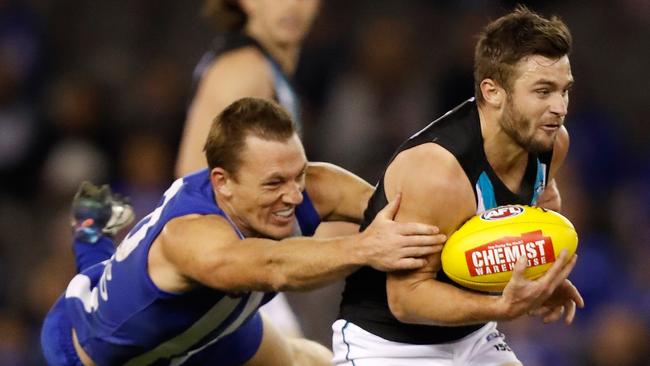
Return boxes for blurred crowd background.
[0,0,648,365]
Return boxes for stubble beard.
[500,97,554,154]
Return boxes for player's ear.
[480,78,505,108]
[238,0,255,15]
[211,168,234,197]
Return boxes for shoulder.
[305,162,372,218]
[305,162,371,196]
[207,46,270,79]
[384,143,475,231]
[160,214,239,248]
[198,46,273,98]
[387,143,468,190]
[306,162,363,187]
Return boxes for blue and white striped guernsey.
[64,169,320,365]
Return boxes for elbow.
[387,288,419,324]
[258,251,295,292]
[266,270,290,292]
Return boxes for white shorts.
[332,320,521,366]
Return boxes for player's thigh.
[332,319,453,366]
[460,322,522,366]
[41,296,84,366]
[244,314,294,366]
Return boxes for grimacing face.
[223,134,307,240]
[244,0,320,46]
[500,55,573,153]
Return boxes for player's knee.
[288,338,333,366]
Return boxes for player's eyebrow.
[533,79,574,89]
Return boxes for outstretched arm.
[384,143,580,326]
[304,162,374,223]
[150,195,445,294]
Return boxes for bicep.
[305,162,374,223]
[382,145,475,288]
[159,215,250,291]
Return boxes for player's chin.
[262,222,294,240]
[529,136,556,153]
[277,28,307,44]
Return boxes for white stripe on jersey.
[124,292,265,366]
[170,292,265,365]
[66,273,101,313]
[116,178,184,262]
[475,182,486,214]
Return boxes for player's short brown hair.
[202,0,247,32]
[474,6,572,104]
[204,98,296,175]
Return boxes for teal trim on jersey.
[531,159,545,205]
[268,60,301,133]
[477,171,497,210]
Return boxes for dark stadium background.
[0,0,648,365]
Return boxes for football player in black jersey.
[334,6,584,365]
[177,0,320,175]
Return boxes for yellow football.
[441,205,578,292]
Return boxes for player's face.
[226,134,307,239]
[244,0,320,46]
[500,55,573,153]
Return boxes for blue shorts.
[41,296,83,366]
[41,296,265,366]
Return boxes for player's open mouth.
[272,207,295,223]
[540,124,560,132]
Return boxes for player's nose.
[282,183,304,205]
[549,93,568,117]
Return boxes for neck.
[215,191,253,238]
[477,103,528,176]
[245,26,300,75]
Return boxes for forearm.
[197,235,363,293]
[388,275,505,326]
[259,236,364,291]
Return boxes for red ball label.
[464,230,556,277]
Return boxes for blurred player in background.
[334,7,584,365]
[41,98,445,365]
[177,0,319,174]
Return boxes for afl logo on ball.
[480,205,524,221]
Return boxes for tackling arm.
[151,201,444,294]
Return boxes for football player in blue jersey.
[177,0,335,338]
[41,97,446,366]
[178,0,362,244]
